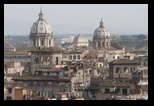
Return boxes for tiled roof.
[35,68,60,72]
[4,40,16,49]
[139,85,148,90]
[109,59,137,65]
[111,41,123,49]
[16,46,36,51]
[29,46,63,53]
[63,51,83,54]
[16,46,63,53]
[91,79,136,88]
[12,74,71,82]
[4,51,30,55]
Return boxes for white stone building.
[54,36,74,45]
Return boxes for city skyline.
[4,4,148,35]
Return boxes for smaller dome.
[30,9,53,34]
[93,19,110,38]
[73,34,88,43]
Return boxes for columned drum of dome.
[29,9,54,48]
[93,19,111,48]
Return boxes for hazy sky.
[4,4,148,35]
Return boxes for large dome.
[30,9,53,34]
[93,19,110,38]
[73,34,88,43]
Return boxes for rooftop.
[29,46,63,53]
[109,59,137,65]
[63,51,83,54]
[12,74,71,82]
[35,68,60,72]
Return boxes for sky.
[4,4,148,35]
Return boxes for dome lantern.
[100,18,103,27]
[39,7,44,20]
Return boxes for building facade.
[109,59,138,79]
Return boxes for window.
[37,92,40,96]
[6,96,12,100]
[124,67,129,73]
[131,68,133,73]
[57,72,59,75]
[144,62,146,66]
[55,57,58,65]
[38,82,40,86]
[102,42,104,47]
[41,40,43,46]
[49,40,51,45]
[116,67,121,73]
[122,89,127,95]
[30,81,33,86]
[33,40,35,46]
[44,82,47,86]
[115,88,120,93]
[47,72,50,75]
[98,42,100,47]
[73,55,76,60]
[106,42,108,47]
[105,89,110,93]
[8,88,12,93]
[77,55,80,60]
[89,70,92,74]
[69,55,72,60]
[145,79,147,82]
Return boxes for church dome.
[30,9,53,34]
[93,19,110,38]
[73,34,88,43]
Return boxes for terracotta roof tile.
[12,74,71,82]
[109,59,137,65]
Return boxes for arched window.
[98,42,100,47]
[104,42,105,47]
[124,67,129,73]
[77,55,80,60]
[106,42,108,47]
[73,55,76,60]
[49,40,51,45]
[69,55,72,60]
[130,68,133,73]
[102,42,104,47]
[41,40,44,46]
[89,70,92,74]
[33,40,35,46]
[55,57,58,65]
[116,67,122,73]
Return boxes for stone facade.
[109,59,138,79]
